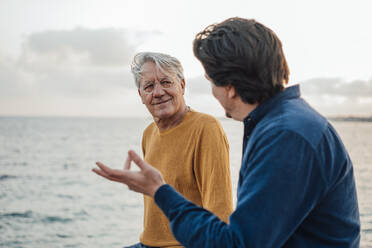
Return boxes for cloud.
[1,26,371,117]
[185,75,372,116]
[20,27,154,67]
[300,78,372,116]
[0,27,158,116]
[0,55,146,116]
[300,77,372,98]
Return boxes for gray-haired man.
[94,52,233,247]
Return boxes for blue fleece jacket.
[154,85,360,247]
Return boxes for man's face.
[205,74,233,119]
[138,61,185,120]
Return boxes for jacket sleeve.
[155,129,324,247]
[193,119,233,223]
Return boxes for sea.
[0,116,371,247]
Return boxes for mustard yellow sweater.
[140,110,233,247]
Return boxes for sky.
[0,0,371,117]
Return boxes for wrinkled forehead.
[139,61,177,84]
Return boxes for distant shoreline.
[218,116,372,122]
[1,115,372,122]
[327,116,372,122]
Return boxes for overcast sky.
[1,0,371,117]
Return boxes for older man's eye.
[161,81,173,88]
[144,84,154,92]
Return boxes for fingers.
[128,150,147,170]
[92,168,123,183]
[124,155,131,170]
[95,162,128,179]
[92,156,163,197]
[96,162,120,176]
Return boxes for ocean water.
[0,117,371,247]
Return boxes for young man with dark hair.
[93,17,360,247]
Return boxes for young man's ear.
[226,84,237,99]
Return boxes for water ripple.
[0,211,33,219]
[0,175,17,181]
[41,216,73,223]
[0,211,73,225]
[56,233,72,238]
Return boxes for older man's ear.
[138,89,145,104]
[181,79,186,95]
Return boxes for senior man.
[95,52,233,248]
[93,18,360,247]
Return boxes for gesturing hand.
[92,150,166,197]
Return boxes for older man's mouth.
[152,99,171,105]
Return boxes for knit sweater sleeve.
[192,118,233,223]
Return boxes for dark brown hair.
[193,17,290,104]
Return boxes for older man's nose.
[152,83,165,96]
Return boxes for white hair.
[130,52,184,88]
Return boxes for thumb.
[128,150,147,170]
